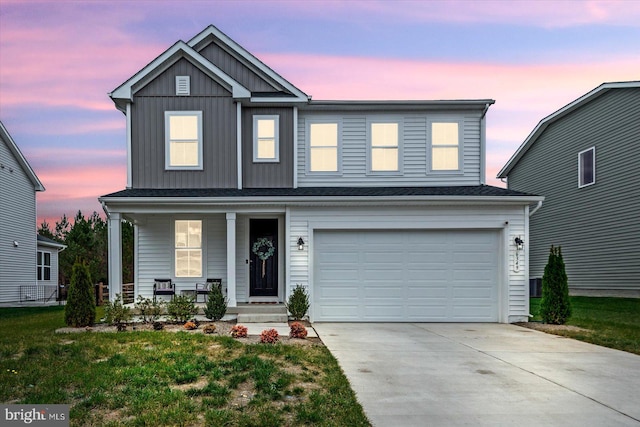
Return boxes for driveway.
[313,323,640,427]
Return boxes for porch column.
[226,212,237,307]
[107,212,122,302]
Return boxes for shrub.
[104,294,132,332]
[65,261,96,327]
[166,295,198,323]
[152,321,164,331]
[540,245,572,325]
[289,322,308,339]
[230,324,248,338]
[260,328,279,344]
[285,285,310,321]
[204,283,228,321]
[203,324,217,334]
[183,321,197,330]
[135,295,164,323]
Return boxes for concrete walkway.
[313,323,640,427]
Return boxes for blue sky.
[1,0,639,223]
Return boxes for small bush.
[203,324,217,334]
[260,328,279,344]
[65,261,96,327]
[135,295,164,323]
[184,321,197,330]
[104,294,132,332]
[204,283,228,321]
[285,285,310,321]
[230,324,248,338]
[166,295,198,323]
[289,322,308,339]
[540,245,572,325]
[152,321,164,331]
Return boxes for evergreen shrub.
[540,245,572,325]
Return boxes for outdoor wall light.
[297,237,305,250]
[13,240,19,248]
[514,237,524,250]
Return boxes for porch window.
[175,220,202,278]
[370,122,399,172]
[431,122,460,171]
[165,111,203,169]
[309,122,339,172]
[578,147,595,188]
[37,251,51,281]
[253,115,279,162]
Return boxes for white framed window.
[430,121,461,171]
[578,147,596,188]
[175,220,202,278]
[308,120,340,173]
[165,111,203,170]
[253,115,279,162]
[37,251,51,281]
[369,121,400,172]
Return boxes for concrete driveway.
[313,323,640,427]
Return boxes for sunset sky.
[1,0,639,225]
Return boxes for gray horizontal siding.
[0,137,37,302]
[198,42,278,93]
[242,107,294,188]
[508,87,640,290]
[297,111,482,186]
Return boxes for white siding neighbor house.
[100,25,543,323]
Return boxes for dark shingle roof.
[101,185,537,199]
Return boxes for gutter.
[101,201,111,219]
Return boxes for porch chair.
[153,279,175,301]
[195,278,222,303]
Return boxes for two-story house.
[100,25,542,323]
[498,81,640,297]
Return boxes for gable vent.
[176,76,190,96]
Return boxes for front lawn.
[529,296,640,355]
[0,306,370,426]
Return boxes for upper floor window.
[370,122,400,172]
[37,251,51,281]
[165,111,203,170]
[253,115,279,162]
[175,220,202,278]
[578,147,595,188]
[309,121,339,172]
[431,122,460,171]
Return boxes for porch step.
[237,313,289,323]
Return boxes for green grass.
[0,306,370,426]
[530,296,640,355]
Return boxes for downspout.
[101,201,110,219]
[529,200,543,217]
[480,102,491,186]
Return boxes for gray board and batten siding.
[131,58,238,189]
[507,87,640,291]
[0,132,38,303]
[297,109,484,187]
[242,107,294,188]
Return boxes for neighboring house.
[498,81,640,297]
[100,25,542,323]
[0,121,45,303]
[37,234,66,289]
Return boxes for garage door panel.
[314,230,499,322]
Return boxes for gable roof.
[109,40,251,112]
[0,121,45,191]
[497,81,640,179]
[37,234,66,250]
[188,25,308,103]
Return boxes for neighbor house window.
[431,122,460,171]
[253,115,279,162]
[37,251,51,281]
[175,220,202,278]
[578,147,595,187]
[165,111,203,169]
[370,122,399,172]
[309,122,339,172]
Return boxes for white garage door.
[314,230,500,322]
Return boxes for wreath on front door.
[252,237,275,278]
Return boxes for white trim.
[173,219,204,279]
[285,207,292,300]
[293,107,298,188]
[427,119,464,174]
[226,213,237,307]
[37,250,52,282]
[236,103,242,189]
[366,117,403,175]
[0,121,45,191]
[126,103,132,188]
[578,146,596,188]
[164,111,203,170]
[252,115,280,163]
[108,213,122,302]
[305,117,343,175]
